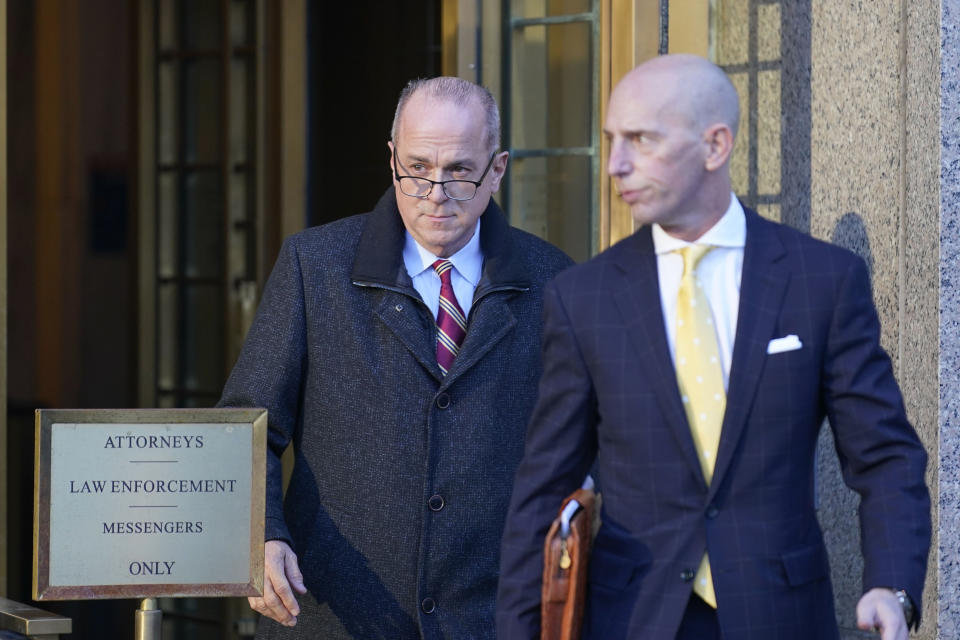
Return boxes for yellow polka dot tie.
[675,245,725,608]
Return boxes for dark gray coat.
[220,188,572,639]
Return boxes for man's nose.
[428,181,449,203]
[607,142,631,177]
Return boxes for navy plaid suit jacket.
[497,207,930,639]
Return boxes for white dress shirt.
[403,221,483,321]
[652,193,746,389]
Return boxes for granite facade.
[939,1,960,637]
[713,0,949,636]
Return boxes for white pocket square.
[767,334,803,354]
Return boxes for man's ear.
[387,141,396,174]
[488,151,510,192]
[703,123,734,171]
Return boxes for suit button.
[428,495,445,511]
[706,505,719,519]
[436,393,450,409]
[421,597,436,614]
[681,569,695,582]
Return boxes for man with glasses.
[219,76,572,639]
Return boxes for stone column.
[806,0,944,637]
[938,2,960,637]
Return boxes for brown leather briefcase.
[541,487,597,640]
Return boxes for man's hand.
[248,540,308,627]
[856,588,909,640]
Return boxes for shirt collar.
[652,192,746,255]
[402,220,483,286]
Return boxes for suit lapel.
[709,210,789,496]
[610,230,706,485]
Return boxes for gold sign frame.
[33,408,267,600]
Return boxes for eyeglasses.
[393,147,497,201]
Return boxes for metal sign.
[33,409,266,600]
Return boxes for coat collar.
[350,187,529,292]
[353,187,528,387]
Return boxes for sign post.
[135,598,161,640]
[33,408,267,639]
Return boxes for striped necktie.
[675,245,726,609]
[432,259,467,376]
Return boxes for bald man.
[497,55,929,640]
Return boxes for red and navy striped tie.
[432,259,467,376]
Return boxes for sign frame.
[33,408,267,600]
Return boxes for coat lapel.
[374,291,444,383]
[352,189,530,386]
[442,295,518,387]
[709,209,789,496]
[352,189,444,381]
[439,196,527,386]
[610,230,706,485]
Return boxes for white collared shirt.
[652,193,746,388]
[403,221,483,320]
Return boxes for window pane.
[229,171,252,280]
[230,58,249,165]
[230,0,252,48]
[509,155,592,262]
[184,58,222,164]
[157,392,177,408]
[158,0,177,49]
[511,22,592,149]
[183,284,224,392]
[184,171,223,278]
[183,394,219,408]
[158,172,178,278]
[157,283,178,390]
[511,0,591,18]
[183,0,222,50]
[158,62,178,164]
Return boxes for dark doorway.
[307,1,443,226]
[6,0,139,637]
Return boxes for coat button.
[421,597,436,614]
[680,569,695,582]
[436,393,450,409]
[428,495,445,511]
[706,505,719,519]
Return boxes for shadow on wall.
[818,210,875,633]
[830,212,874,278]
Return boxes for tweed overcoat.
[219,188,573,639]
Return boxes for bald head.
[604,54,739,240]
[616,54,740,140]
